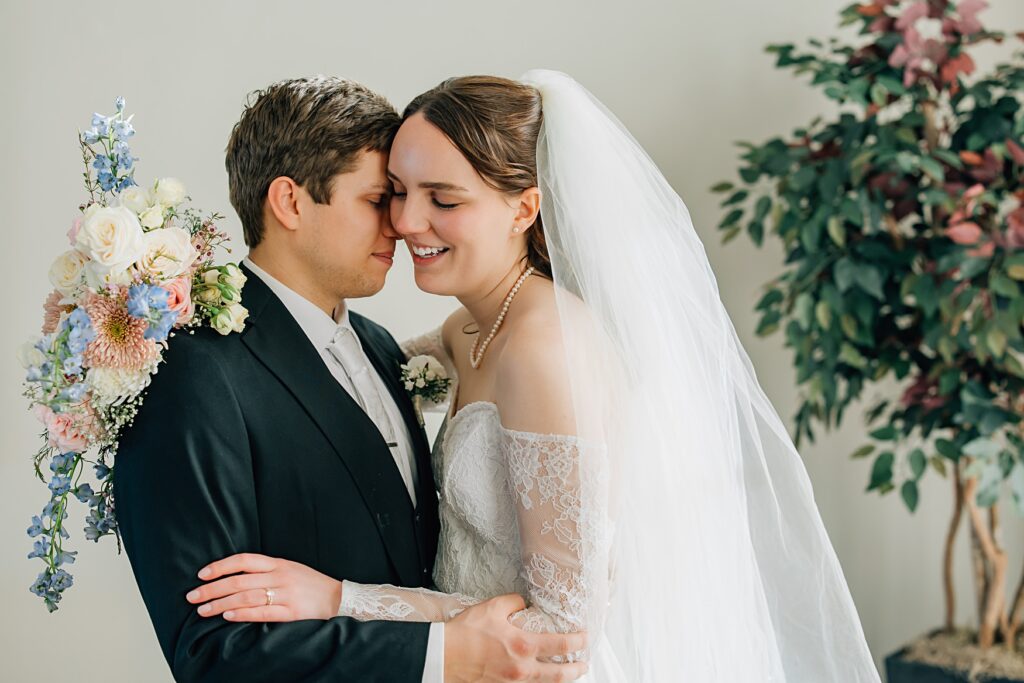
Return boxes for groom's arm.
[114,337,429,683]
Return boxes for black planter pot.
[885,644,1024,683]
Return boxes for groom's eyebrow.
[387,170,467,193]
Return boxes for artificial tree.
[715,0,1024,655]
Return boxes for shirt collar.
[243,257,351,350]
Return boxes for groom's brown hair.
[226,76,400,247]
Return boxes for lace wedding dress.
[338,328,625,681]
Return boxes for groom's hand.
[444,594,588,683]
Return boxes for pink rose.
[68,216,82,247]
[162,276,195,325]
[32,404,91,453]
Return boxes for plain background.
[3,1,1024,680]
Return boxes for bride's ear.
[266,176,303,233]
[514,187,542,234]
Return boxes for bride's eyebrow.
[386,170,467,193]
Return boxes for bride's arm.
[496,327,612,639]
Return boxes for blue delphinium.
[127,284,178,342]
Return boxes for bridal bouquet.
[19,98,247,611]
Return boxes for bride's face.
[388,113,529,298]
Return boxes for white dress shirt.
[243,259,444,683]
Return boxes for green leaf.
[840,313,858,339]
[722,190,749,207]
[835,258,856,292]
[920,157,946,182]
[991,274,1020,298]
[795,292,814,330]
[930,456,948,477]
[851,444,875,459]
[754,196,772,222]
[910,449,927,480]
[756,288,784,311]
[719,208,744,228]
[711,181,734,193]
[1010,466,1024,516]
[870,425,898,441]
[839,342,867,368]
[815,301,833,330]
[936,438,959,459]
[721,225,742,244]
[987,328,1008,359]
[901,480,920,512]
[868,451,895,491]
[856,264,885,300]
[870,81,888,107]
[827,215,846,247]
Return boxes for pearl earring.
[512,226,521,233]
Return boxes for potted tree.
[714,1,1024,680]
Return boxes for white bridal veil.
[521,69,881,682]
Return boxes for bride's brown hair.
[402,76,552,279]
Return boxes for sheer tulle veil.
[519,69,881,682]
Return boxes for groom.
[114,77,586,682]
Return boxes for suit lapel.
[238,267,420,586]
[350,314,435,510]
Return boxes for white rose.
[154,178,187,207]
[406,355,429,372]
[414,378,426,389]
[137,227,197,279]
[222,263,247,290]
[405,381,415,391]
[84,261,134,289]
[426,357,446,379]
[211,303,248,335]
[17,339,46,369]
[138,205,165,229]
[202,269,221,285]
[119,186,152,214]
[75,206,145,274]
[48,249,89,296]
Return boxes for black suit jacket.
[113,265,441,682]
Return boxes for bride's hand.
[186,553,343,622]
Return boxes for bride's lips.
[408,242,451,266]
[372,251,395,266]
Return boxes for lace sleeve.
[502,428,612,643]
[338,581,480,622]
[400,326,456,414]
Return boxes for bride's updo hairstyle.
[402,76,552,279]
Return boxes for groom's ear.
[266,176,303,233]
[515,187,542,233]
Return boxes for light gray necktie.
[326,326,398,449]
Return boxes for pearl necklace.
[469,266,536,369]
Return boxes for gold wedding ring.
[264,588,276,606]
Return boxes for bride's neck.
[459,260,532,337]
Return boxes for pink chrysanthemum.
[82,291,160,371]
[42,290,73,335]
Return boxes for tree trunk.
[964,476,1008,649]
[944,460,964,632]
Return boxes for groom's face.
[299,149,397,299]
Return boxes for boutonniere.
[401,355,452,426]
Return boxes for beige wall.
[2,1,1023,680]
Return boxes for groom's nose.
[380,204,399,239]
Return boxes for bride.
[187,71,881,681]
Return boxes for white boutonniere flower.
[401,354,451,426]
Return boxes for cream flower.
[154,178,187,207]
[75,206,145,275]
[17,339,46,369]
[138,205,165,229]
[87,366,154,406]
[211,303,248,335]
[137,227,197,280]
[119,186,152,214]
[48,249,89,296]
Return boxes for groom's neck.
[247,248,341,319]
